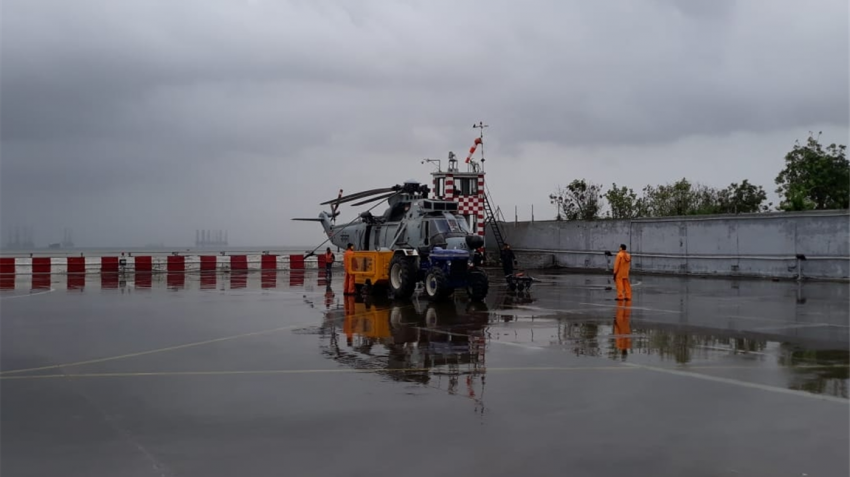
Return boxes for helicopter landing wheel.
[388,254,417,300]
[424,267,450,300]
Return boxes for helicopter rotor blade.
[329,189,343,221]
[349,191,399,207]
[319,187,395,205]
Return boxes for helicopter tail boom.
[291,211,337,237]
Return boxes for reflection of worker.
[343,294,356,346]
[613,244,632,301]
[613,301,632,360]
[501,244,517,276]
[324,283,334,309]
[324,247,335,277]
[344,243,356,295]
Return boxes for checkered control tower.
[427,123,506,251]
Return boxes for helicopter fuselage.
[322,198,480,253]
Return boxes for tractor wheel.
[424,267,451,301]
[388,254,417,300]
[467,269,489,301]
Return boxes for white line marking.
[487,340,546,351]
[0,288,55,300]
[621,362,848,404]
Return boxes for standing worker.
[501,244,517,277]
[324,247,335,278]
[613,244,632,301]
[343,243,356,295]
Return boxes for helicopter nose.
[465,235,484,250]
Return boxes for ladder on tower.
[483,192,507,253]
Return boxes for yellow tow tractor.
[346,250,396,295]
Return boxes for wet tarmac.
[2,269,848,476]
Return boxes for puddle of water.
[319,288,849,400]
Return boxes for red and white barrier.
[0,254,337,275]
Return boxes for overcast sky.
[2,0,847,248]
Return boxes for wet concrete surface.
[2,270,848,476]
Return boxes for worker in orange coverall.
[343,243,356,295]
[613,244,632,301]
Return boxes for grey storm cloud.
[1,0,847,247]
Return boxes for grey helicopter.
[292,180,489,301]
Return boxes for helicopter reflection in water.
[317,291,490,412]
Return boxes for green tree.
[604,183,645,219]
[717,180,770,214]
[775,132,849,211]
[549,179,603,221]
[642,178,720,216]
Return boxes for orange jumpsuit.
[613,249,632,301]
[343,248,356,295]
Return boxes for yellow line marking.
[0,305,413,376]
[0,366,633,380]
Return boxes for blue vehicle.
[418,247,488,301]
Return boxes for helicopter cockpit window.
[434,214,465,234]
[456,215,472,233]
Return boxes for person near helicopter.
[324,247,335,277]
[500,244,517,277]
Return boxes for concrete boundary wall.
[486,210,850,280]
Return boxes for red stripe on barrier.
[317,255,327,268]
[231,255,248,271]
[101,257,119,272]
[32,257,50,274]
[67,257,85,274]
[135,256,152,272]
[0,257,14,274]
[289,255,304,269]
[167,255,185,272]
[200,256,217,271]
[261,255,277,270]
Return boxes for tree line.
[549,132,849,221]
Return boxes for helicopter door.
[373,225,381,249]
[363,225,372,251]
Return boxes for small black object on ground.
[505,271,537,292]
